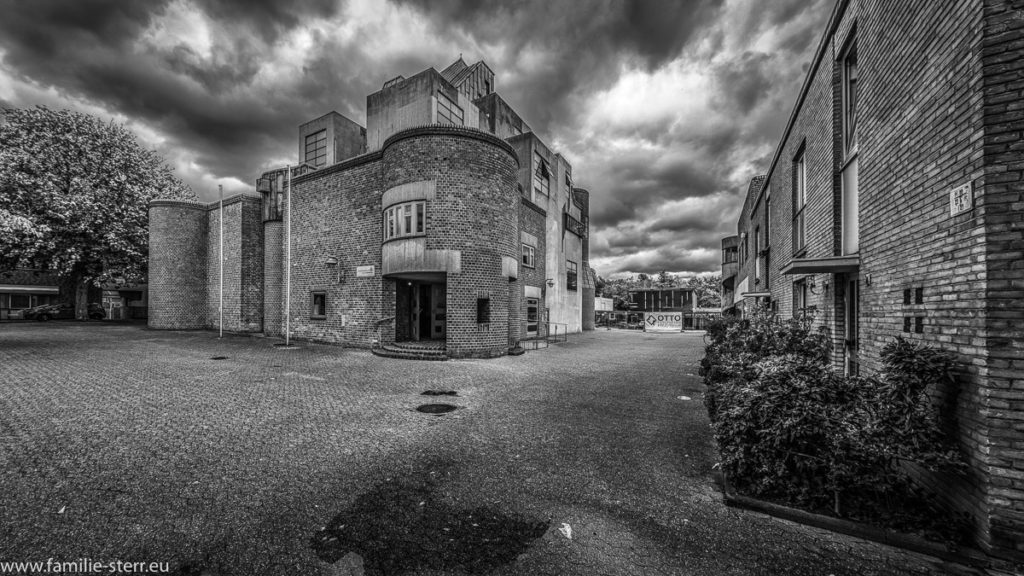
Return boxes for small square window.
[522,244,536,268]
[476,298,491,324]
[311,292,327,318]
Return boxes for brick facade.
[150,57,591,359]
[722,0,1024,561]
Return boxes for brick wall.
[730,0,1024,560]
[263,221,283,336]
[148,201,208,329]
[381,127,519,358]
[204,195,263,333]
[287,156,383,347]
[980,0,1024,559]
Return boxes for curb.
[716,474,993,570]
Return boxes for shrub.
[701,309,964,518]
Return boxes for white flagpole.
[218,184,224,339]
[285,166,292,346]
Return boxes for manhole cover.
[421,390,457,396]
[416,403,457,414]
[210,356,228,360]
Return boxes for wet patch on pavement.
[415,403,458,414]
[421,390,458,396]
[311,479,549,575]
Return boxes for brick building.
[719,0,1023,561]
[149,57,594,359]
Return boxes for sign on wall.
[356,265,375,278]
[644,312,682,332]
[950,182,973,216]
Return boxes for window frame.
[793,279,808,317]
[476,297,491,324]
[533,152,550,199]
[437,91,464,126]
[842,39,859,159]
[566,260,578,292]
[382,201,427,242]
[792,147,807,254]
[310,291,327,319]
[304,130,327,167]
[522,244,536,268]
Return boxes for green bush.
[701,308,964,517]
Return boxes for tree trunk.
[74,277,89,321]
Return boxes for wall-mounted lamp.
[809,278,829,295]
[324,256,340,284]
[545,278,555,288]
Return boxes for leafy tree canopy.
[0,106,194,305]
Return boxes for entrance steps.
[371,340,448,361]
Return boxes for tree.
[0,106,195,319]
[687,274,722,308]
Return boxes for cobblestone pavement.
[0,324,985,575]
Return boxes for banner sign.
[644,312,682,332]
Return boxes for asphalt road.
[0,324,978,575]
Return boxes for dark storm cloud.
[0,0,370,191]
[394,0,726,136]
[0,0,831,277]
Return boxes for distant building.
[719,0,1024,561]
[627,288,697,330]
[0,269,59,320]
[149,57,596,358]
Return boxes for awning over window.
[0,285,59,294]
[781,255,860,275]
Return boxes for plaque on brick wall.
[950,183,973,216]
[356,265,375,277]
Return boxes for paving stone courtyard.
[0,324,982,575]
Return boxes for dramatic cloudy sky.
[0,0,831,279]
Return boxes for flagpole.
[285,166,292,346]
[218,184,224,339]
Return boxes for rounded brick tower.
[380,126,519,358]
[148,200,209,329]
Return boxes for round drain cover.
[416,403,458,414]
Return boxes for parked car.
[23,302,105,321]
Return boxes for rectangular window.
[793,148,806,254]
[914,316,924,334]
[476,297,491,323]
[533,152,550,199]
[914,287,924,305]
[304,130,327,167]
[566,260,578,291]
[903,288,911,305]
[526,298,539,334]
[722,247,737,264]
[437,92,464,126]
[311,291,326,318]
[843,41,858,157]
[903,316,912,333]
[382,201,426,241]
[793,280,808,317]
[754,225,761,281]
[522,244,536,268]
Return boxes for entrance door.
[844,275,859,375]
[417,284,432,340]
[430,284,446,339]
[526,298,539,336]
